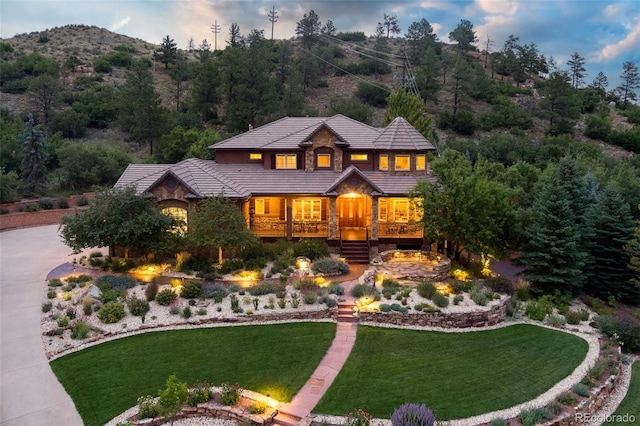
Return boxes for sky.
[1,0,639,90]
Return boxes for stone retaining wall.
[359,297,509,328]
[0,193,94,231]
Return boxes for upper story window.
[379,154,389,171]
[317,154,331,168]
[416,154,426,171]
[249,153,262,160]
[275,154,297,169]
[350,154,368,161]
[395,155,410,171]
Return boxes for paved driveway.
[0,225,83,426]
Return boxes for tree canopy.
[59,187,178,258]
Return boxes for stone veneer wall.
[359,297,509,328]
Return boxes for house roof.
[115,159,436,198]
[373,117,436,151]
[211,114,435,152]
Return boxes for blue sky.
[1,0,638,90]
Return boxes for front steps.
[340,240,369,264]
[337,302,358,323]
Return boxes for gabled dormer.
[302,123,349,173]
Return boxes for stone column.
[329,197,337,239]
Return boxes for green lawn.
[50,322,336,426]
[603,360,640,426]
[314,324,588,420]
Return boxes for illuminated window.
[293,199,321,221]
[378,199,387,222]
[249,153,262,160]
[161,207,188,234]
[350,154,368,161]
[416,154,426,170]
[395,155,410,171]
[379,154,388,170]
[276,154,297,169]
[317,154,331,168]
[393,200,409,223]
[254,199,265,215]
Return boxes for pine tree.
[585,185,638,303]
[567,52,586,88]
[520,160,589,295]
[617,61,640,108]
[154,35,178,69]
[625,222,640,303]
[19,113,48,196]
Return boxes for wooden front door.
[338,196,365,227]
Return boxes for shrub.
[57,315,70,328]
[219,382,241,406]
[304,291,318,304]
[328,283,345,295]
[70,320,91,339]
[97,301,125,323]
[48,110,89,138]
[95,275,136,291]
[380,304,392,312]
[469,283,490,306]
[42,301,53,312]
[515,280,531,301]
[417,282,436,299]
[181,279,203,299]
[186,381,211,406]
[247,400,267,414]
[595,316,640,352]
[100,289,120,304]
[82,299,93,315]
[391,304,408,313]
[518,407,551,426]
[219,258,244,274]
[556,391,577,406]
[182,306,192,319]
[203,283,228,299]
[137,395,160,419]
[565,310,587,325]
[127,295,150,317]
[169,306,180,315]
[75,195,89,206]
[546,314,566,327]
[546,401,562,416]
[525,296,554,321]
[48,278,63,287]
[145,281,158,301]
[431,293,449,308]
[355,82,389,107]
[351,284,379,298]
[484,276,513,295]
[156,288,177,306]
[390,402,436,426]
[453,294,464,305]
[56,197,69,209]
[346,409,372,426]
[294,238,330,260]
[311,258,349,275]
[248,281,282,296]
[572,382,590,397]
[38,197,54,209]
[489,418,506,426]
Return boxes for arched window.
[162,207,188,234]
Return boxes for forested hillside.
[0,19,639,204]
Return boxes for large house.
[115,114,438,262]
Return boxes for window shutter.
[279,199,286,220]
[321,199,327,221]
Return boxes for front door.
[338,195,365,227]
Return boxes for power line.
[309,51,393,94]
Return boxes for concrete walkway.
[0,225,83,426]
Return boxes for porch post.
[286,201,293,241]
[328,197,337,239]
[371,195,379,240]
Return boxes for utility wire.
[309,52,394,94]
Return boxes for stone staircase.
[340,240,370,264]
[272,410,310,426]
[337,301,358,323]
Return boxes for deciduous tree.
[157,374,188,426]
[59,187,178,258]
[186,195,258,263]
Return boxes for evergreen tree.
[321,20,337,36]
[295,10,321,50]
[384,89,436,143]
[567,52,586,88]
[154,35,178,69]
[585,185,638,303]
[625,221,640,303]
[28,74,61,124]
[520,159,589,295]
[189,56,220,123]
[405,18,440,63]
[118,59,166,154]
[592,71,608,91]
[617,61,639,108]
[448,19,477,56]
[382,13,400,38]
[19,113,48,196]
[538,71,581,135]
[227,23,245,48]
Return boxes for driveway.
[0,225,83,426]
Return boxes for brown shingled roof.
[372,117,436,151]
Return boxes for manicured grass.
[314,324,588,420]
[602,360,640,425]
[50,322,335,426]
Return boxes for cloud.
[475,0,518,16]
[109,16,131,32]
[592,19,640,62]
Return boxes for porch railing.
[252,217,329,238]
[378,222,423,238]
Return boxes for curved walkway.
[0,225,83,426]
